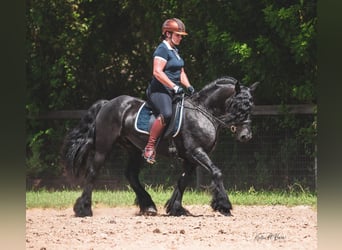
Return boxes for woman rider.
[143,18,195,164]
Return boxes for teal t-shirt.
[150,41,184,93]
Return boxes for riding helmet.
[162,18,188,36]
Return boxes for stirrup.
[142,148,156,164]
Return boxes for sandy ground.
[26,205,316,250]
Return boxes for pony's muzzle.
[237,128,252,142]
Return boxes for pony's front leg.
[165,160,195,216]
[192,147,232,216]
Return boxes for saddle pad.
[134,101,183,138]
[135,103,153,134]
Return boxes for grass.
[26,186,316,209]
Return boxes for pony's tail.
[61,100,109,179]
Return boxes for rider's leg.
[143,115,166,164]
[143,92,172,164]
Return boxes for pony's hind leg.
[165,160,195,216]
[124,148,157,215]
[73,151,105,217]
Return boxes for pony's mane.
[190,76,238,103]
[199,76,238,93]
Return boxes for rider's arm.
[180,68,191,88]
[153,57,178,89]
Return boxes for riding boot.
[143,116,166,164]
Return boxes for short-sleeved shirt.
[149,40,184,94]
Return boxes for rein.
[184,99,239,132]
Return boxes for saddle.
[134,95,184,139]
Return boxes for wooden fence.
[29,104,317,191]
[35,104,315,119]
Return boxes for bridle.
[184,99,251,133]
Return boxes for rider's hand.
[187,85,195,96]
[173,85,184,94]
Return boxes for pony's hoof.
[221,210,233,216]
[139,206,158,216]
[215,208,232,216]
[73,201,93,217]
[168,207,192,216]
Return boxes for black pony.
[61,76,258,217]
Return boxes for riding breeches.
[148,92,173,125]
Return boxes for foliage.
[26,125,65,178]
[26,0,317,183]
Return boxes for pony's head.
[190,76,259,142]
[225,80,259,142]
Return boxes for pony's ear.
[249,81,259,92]
[235,81,241,95]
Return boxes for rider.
[143,18,195,164]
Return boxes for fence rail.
[34,104,315,119]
